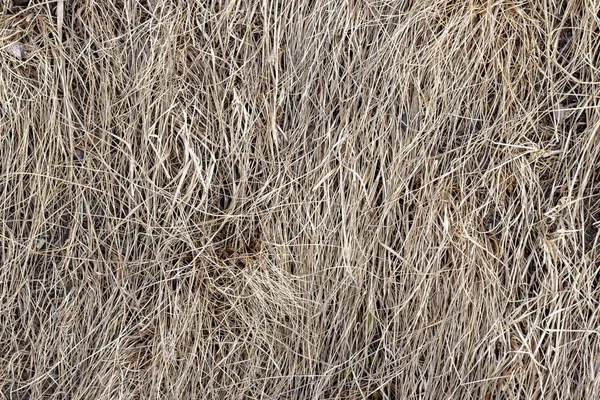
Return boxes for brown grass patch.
[1,1,600,398]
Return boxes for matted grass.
[1,0,600,399]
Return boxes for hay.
[1,0,599,398]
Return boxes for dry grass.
[1,0,600,398]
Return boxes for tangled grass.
[1,0,600,398]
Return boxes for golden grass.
[1,0,600,398]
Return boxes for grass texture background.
[1,0,600,398]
